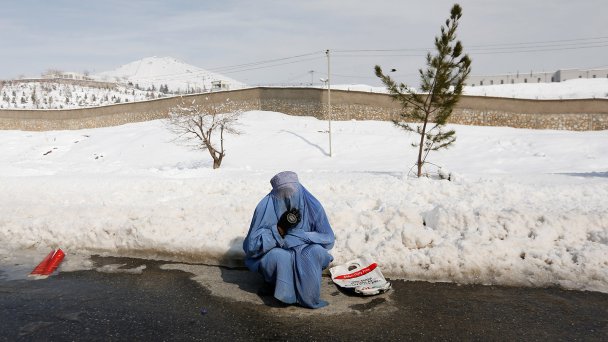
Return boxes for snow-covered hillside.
[0,81,168,109]
[0,111,607,293]
[0,57,246,109]
[94,56,245,93]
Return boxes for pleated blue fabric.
[243,171,335,308]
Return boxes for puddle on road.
[96,263,147,274]
[1,250,395,316]
[161,263,396,316]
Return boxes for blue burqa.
[243,171,335,309]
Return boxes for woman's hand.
[277,225,287,238]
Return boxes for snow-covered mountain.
[93,56,245,94]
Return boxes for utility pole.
[309,70,314,86]
[326,49,332,157]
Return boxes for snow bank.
[0,111,607,293]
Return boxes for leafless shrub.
[166,97,243,169]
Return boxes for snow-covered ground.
[316,78,608,100]
[0,110,607,293]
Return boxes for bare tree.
[43,69,63,78]
[167,97,243,169]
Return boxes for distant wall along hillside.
[0,87,607,131]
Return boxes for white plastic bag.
[329,256,391,296]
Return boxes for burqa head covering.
[268,171,333,237]
[269,171,303,213]
[270,171,299,199]
[270,171,299,189]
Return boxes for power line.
[466,35,608,48]
[91,35,608,85]
[470,43,608,55]
[112,51,325,82]
[332,71,419,80]
[334,35,608,53]
[333,54,425,58]
[331,42,608,58]
[468,41,608,52]
[216,56,324,75]
[209,51,323,72]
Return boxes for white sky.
[1,0,607,86]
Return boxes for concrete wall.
[1,87,607,131]
[452,96,608,130]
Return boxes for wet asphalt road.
[1,256,607,341]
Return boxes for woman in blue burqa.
[243,171,335,309]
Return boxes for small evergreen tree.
[375,3,471,177]
[31,88,39,107]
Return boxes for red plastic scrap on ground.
[30,249,66,276]
[30,250,55,275]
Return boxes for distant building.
[467,67,608,86]
[211,80,230,91]
[41,71,90,81]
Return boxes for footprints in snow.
[40,134,102,159]
[42,147,57,155]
